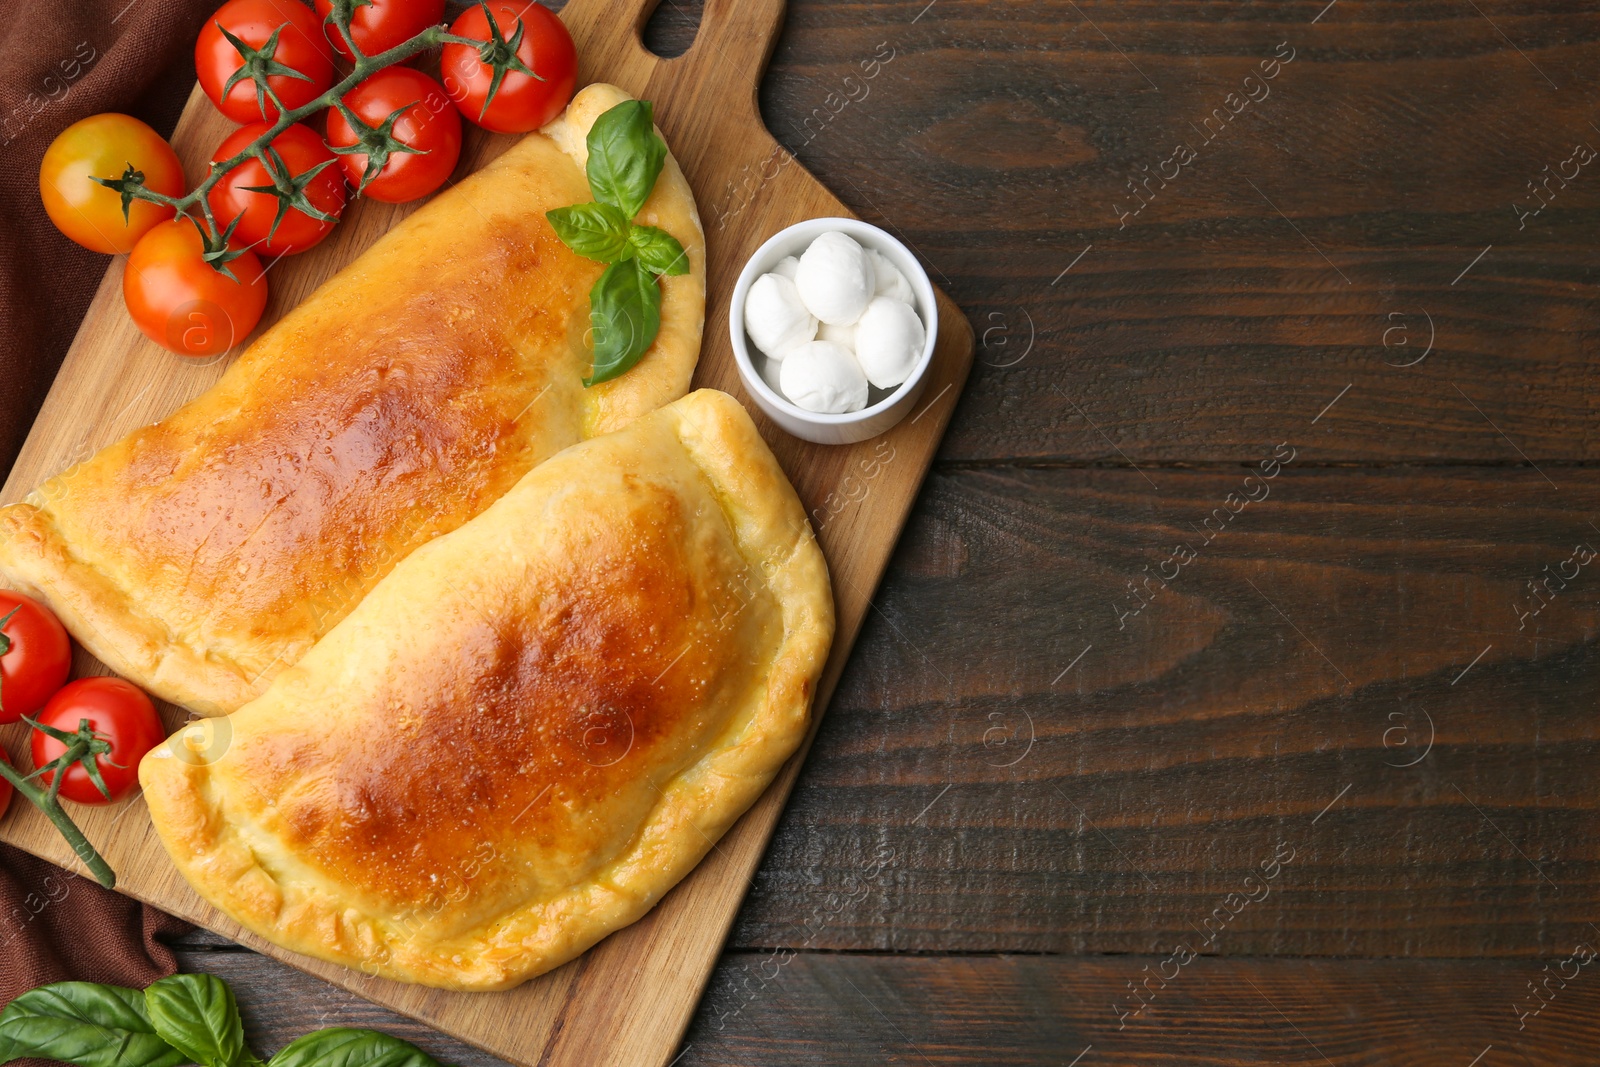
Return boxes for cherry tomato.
[0,591,71,725]
[39,115,185,255]
[441,2,576,134]
[31,678,164,805]
[314,0,445,60]
[208,122,347,256]
[326,68,462,203]
[197,0,336,123]
[0,751,13,818]
[124,219,268,357]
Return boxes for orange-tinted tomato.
[124,219,268,357]
[39,114,185,254]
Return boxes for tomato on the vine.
[124,219,268,357]
[313,0,445,60]
[0,752,12,818]
[326,68,462,203]
[39,115,185,255]
[441,2,576,134]
[31,678,164,805]
[197,0,336,123]
[0,591,71,725]
[208,122,347,257]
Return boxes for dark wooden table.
[173,0,1600,1063]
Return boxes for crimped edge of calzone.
[140,390,834,990]
[0,502,243,708]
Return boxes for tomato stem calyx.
[189,214,255,282]
[23,714,122,802]
[239,146,343,243]
[321,0,377,60]
[469,0,545,121]
[0,717,118,889]
[90,165,152,225]
[327,103,424,194]
[218,21,314,120]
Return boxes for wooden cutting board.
[0,0,972,1064]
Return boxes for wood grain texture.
[0,0,973,1064]
[690,954,1600,1066]
[732,466,1600,958]
[172,936,1600,1067]
[701,0,1600,1008]
[754,0,1600,464]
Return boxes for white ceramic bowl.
[730,217,938,445]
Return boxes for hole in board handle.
[641,0,703,59]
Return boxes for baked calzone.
[0,83,704,716]
[140,390,834,990]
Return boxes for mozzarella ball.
[868,249,916,304]
[771,255,800,280]
[779,340,868,414]
[818,320,857,349]
[796,231,873,326]
[744,273,816,360]
[853,296,926,389]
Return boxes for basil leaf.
[586,259,661,386]
[144,974,253,1067]
[627,226,689,276]
[0,982,186,1067]
[585,100,666,218]
[546,202,633,263]
[266,1029,443,1067]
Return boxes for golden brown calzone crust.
[140,390,833,990]
[0,83,704,716]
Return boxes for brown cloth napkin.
[0,0,213,474]
[0,0,218,1005]
[0,845,191,998]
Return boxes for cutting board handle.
[668,0,787,103]
[561,0,786,111]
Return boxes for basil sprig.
[545,99,689,386]
[0,977,446,1067]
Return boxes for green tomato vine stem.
[115,13,496,253]
[0,745,117,889]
